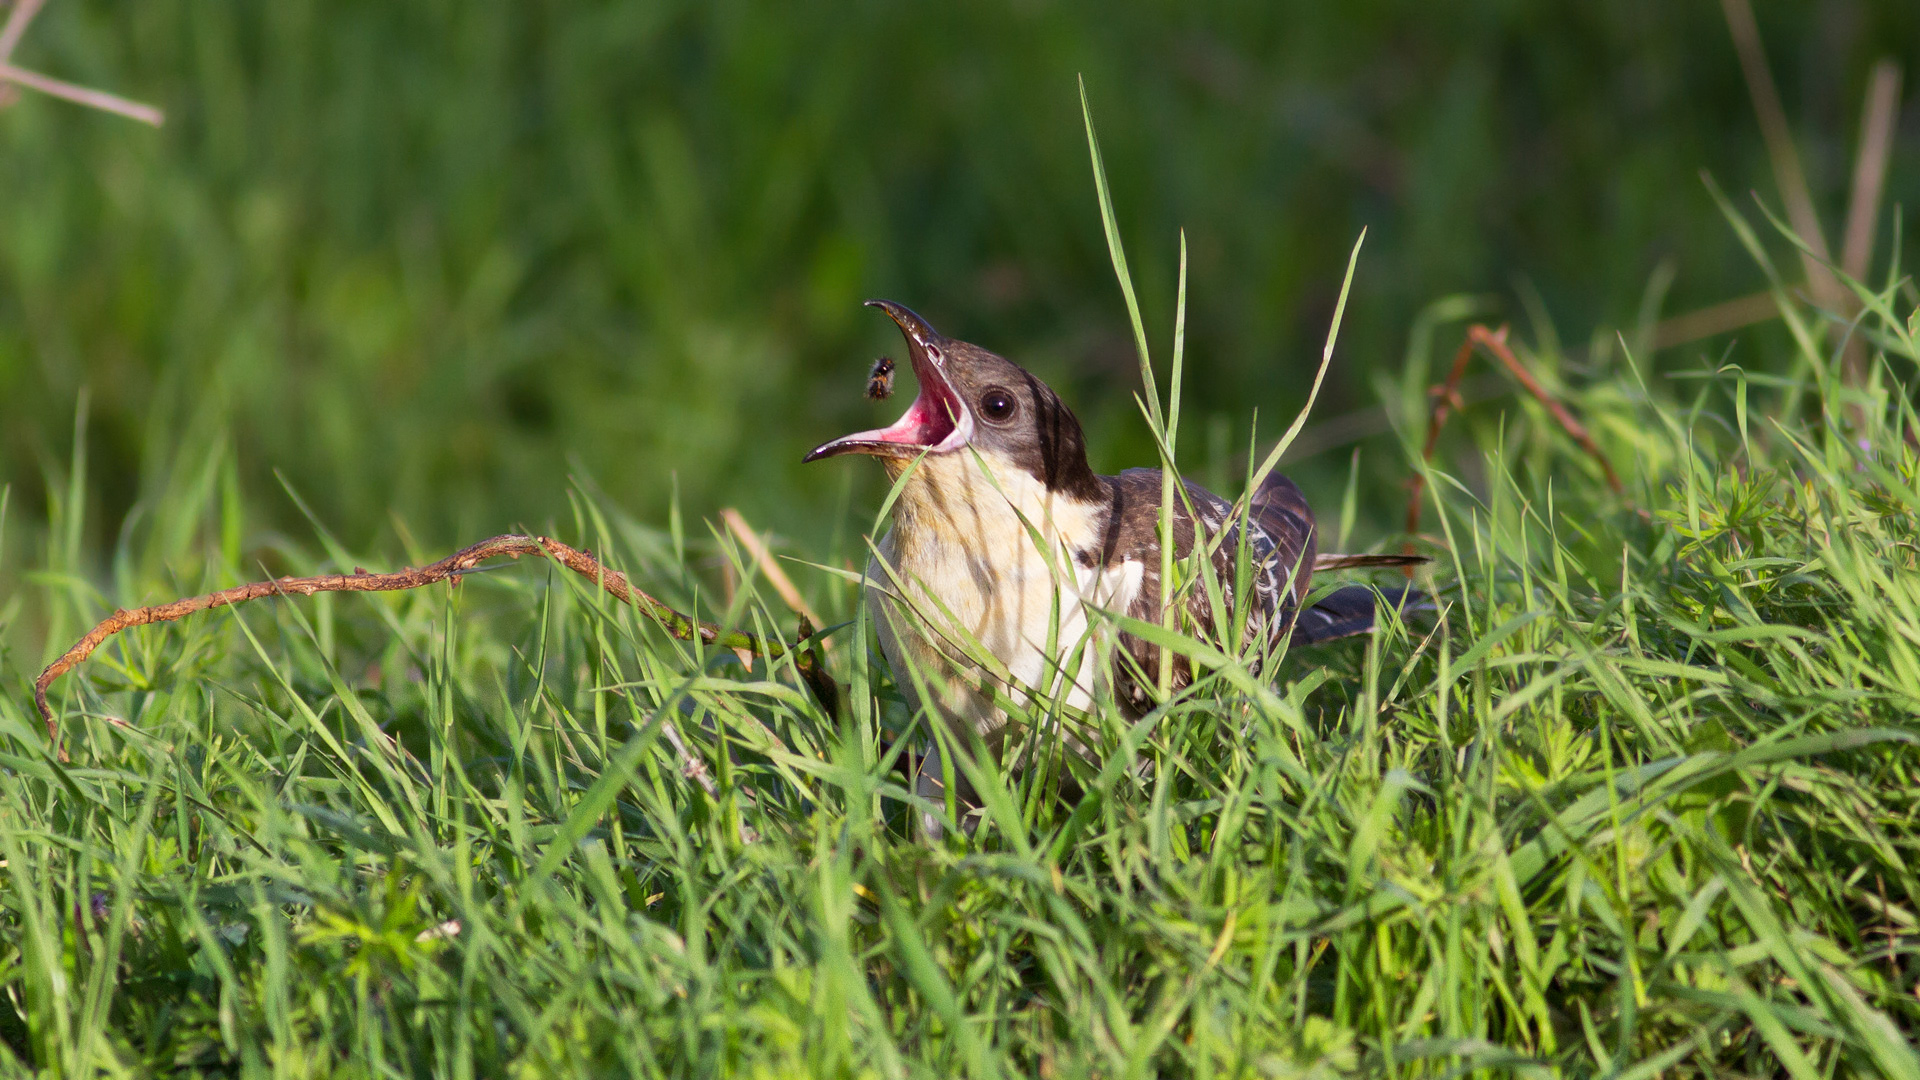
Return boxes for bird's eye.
[978,388,1017,424]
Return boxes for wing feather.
[1095,468,1325,715]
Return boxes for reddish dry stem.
[0,0,165,126]
[1474,327,1625,496]
[1405,328,1489,537]
[1406,324,1628,545]
[33,533,836,752]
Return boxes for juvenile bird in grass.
[807,300,1419,830]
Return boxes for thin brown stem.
[658,717,758,845]
[0,62,162,125]
[34,533,839,754]
[1839,60,1902,386]
[1648,290,1782,352]
[1405,327,1490,538]
[1720,0,1841,316]
[720,508,824,630]
[715,510,842,715]
[0,0,47,62]
[0,0,45,107]
[1473,326,1624,497]
[1842,61,1903,284]
[1277,288,1792,467]
[1405,324,1630,550]
[0,0,164,125]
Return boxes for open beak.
[804,300,975,463]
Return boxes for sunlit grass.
[4,138,1920,1078]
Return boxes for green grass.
[4,141,1920,1074]
[5,6,1920,1071]
[2,0,1916,583]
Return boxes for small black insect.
[866,356,895,400]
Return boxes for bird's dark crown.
[805,300,1104,503]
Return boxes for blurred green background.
[1,1,1915,633]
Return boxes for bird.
[806,300,1420,833]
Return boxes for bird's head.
[805,300,1102,502]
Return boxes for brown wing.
[1247,472,1317,612]
[1095,470,1198,715]
[1095,468,1317,716]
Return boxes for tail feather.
[1313,552,1429,572]
[1291,584,1429,644]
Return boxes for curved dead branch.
[1407,323,1627,542]
[34,533,839,754]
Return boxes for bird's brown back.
[1097,468,1316,714]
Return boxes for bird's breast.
[863,455,1135,739]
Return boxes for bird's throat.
[883,452,1108,562]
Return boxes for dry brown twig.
[0,0,44,64]
[658,716,758,845]
[1406,324,1494,538]
[1838,60,1903,383]
[1274,285,1798,468]
[0,0,163,125]
[720,508,823,629]
[1476,327,1624,497]
[1842,61,1904,286]
[34,533,841,759]
[1721,0,1906,390]
[1405,324,1629,541]
[1719,0,1840,315]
